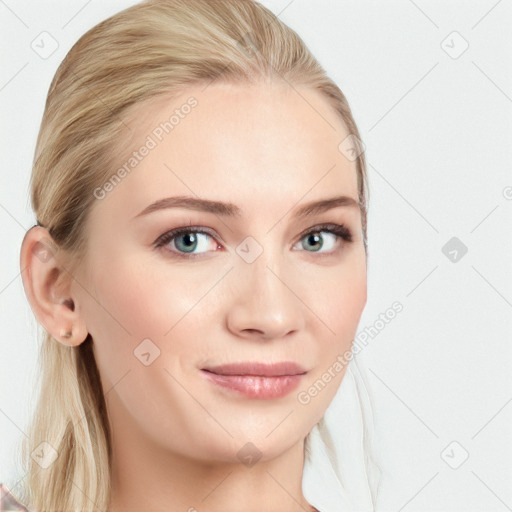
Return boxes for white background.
[1,1,511,510]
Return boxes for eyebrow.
[132,194,360,220]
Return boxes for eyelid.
[297,222,352,241]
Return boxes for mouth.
[201,361,307,377]
[200,362,307,399]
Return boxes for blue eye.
[293,223,353,254]
[154,223,352,259]
[297,231,340,252]
[155,227,218,257]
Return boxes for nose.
[225,249,306,341]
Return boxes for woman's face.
[75,81,367,464]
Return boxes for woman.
[10,0,381,510]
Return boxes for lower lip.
[201,370,304,399]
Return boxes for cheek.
[331,273,367,340]
[305,254,367,349]
[80,258,169,387]
[84,254,219,378]
[294,260,366,421]
[87,255,202,341]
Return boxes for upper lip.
[202,361,307,377]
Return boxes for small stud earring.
[60,328,72,339]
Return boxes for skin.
[20,81,367,512]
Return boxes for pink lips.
[201,361,307,399]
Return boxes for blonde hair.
[19,1,370,510]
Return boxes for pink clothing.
[0,484,29,512]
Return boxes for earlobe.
[19,225,88,347]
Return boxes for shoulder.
[0,483,30,511]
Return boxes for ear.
[19,225,89,347]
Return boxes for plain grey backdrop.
[1,0,511,510]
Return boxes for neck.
[107,399,316,512]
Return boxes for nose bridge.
[226,236,305,339]
[246,242,283,297]
[251,227,299,289]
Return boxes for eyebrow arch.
[132,194,360,220]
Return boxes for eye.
[293,223,353,254]
[154,226,220,258]
[154,222,353,259]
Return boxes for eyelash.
[154,222,353,259]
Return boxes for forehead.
[97,81,360,222]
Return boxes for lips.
[202,361,307,377]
